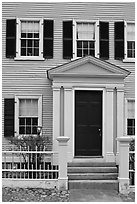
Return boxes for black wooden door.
[75,90,102,156]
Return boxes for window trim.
[15,18,44,60]
[123,21,135,63]
[15,95,42,136]
[73,19,99,59]
[125,98,135,136]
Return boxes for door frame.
[73,87,105,158]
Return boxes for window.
[16,19,43,59]
[124,22,135,61]
[126,23,135,58]
[6,19,54,59]
[20,21,40,57]
[19,99,38,134]
[15,95,42,136]
[76,22,95,57]
[126,99,135,136]
[73,20,99,59]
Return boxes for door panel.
[75,90,102,156]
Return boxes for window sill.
[123,58,135,63]
[14,57,45,61]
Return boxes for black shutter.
[100,22,109,59]
[43,20,54,59]
[6,19,16,58]
[4,99,14,137]
[114,21,124,60]
[63,21,73,59]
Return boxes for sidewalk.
[69,189,135,202]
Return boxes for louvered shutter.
[100,22,109,59]
[63,21,73,59]
[4,99,15,137]
[114,22,124,60]
[43,20,54,58]
[6,19,16,58]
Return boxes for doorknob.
[98,128,101,137]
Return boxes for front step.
[68,162,118,190]
[68,180,119,190]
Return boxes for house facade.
[2,2,135,164]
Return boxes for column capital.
[106,85,115,92]
[64,86,72,91]
[52,86,60,91]
[116,85,124,92]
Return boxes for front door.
[75,90,102,156]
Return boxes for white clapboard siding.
[2,2,135,147]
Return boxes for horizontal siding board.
[2,2,135,147]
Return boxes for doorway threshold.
[72,156,105,163]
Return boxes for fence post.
[117,137,132,194]
[56,136,70,190]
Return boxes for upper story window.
[20,20,40,57]
[126,22,135,59]
[76,22,96,57]
[6,19,54,60]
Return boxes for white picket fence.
[2,146,59,188]
[129,150,135,190]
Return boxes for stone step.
[68,162,116,167]
[68,166,118,173]
[68,173,118,180]
[68,180,119,190]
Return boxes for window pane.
[34,40,39,47]
[19,118,25,125]
[27,48,32,56]
[34,48,39,56]
[127,23,135,41]
[89,49,95,56]
[34,33,39,38]
[89,41,94,49]
[19,99,38,117]
[21,40,26,47]
[19,126,25,134]
[21,33,26,38]
[77,41,82,48]
[77,49,82,57]
[83,41,88,48]
[32,127,37,134]
[28,40,32,47]
[127,119,135,135]
[26,118,31,125]
[83,49,88,56]
[77,22,95,40]
[128,100,135,118]
[32,118,38,125]
[26,126,31,134]
[21,48,26,56]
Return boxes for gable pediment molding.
[47,56,130,80]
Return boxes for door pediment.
[47,56,130,80]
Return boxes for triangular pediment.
[48,56,130,80]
